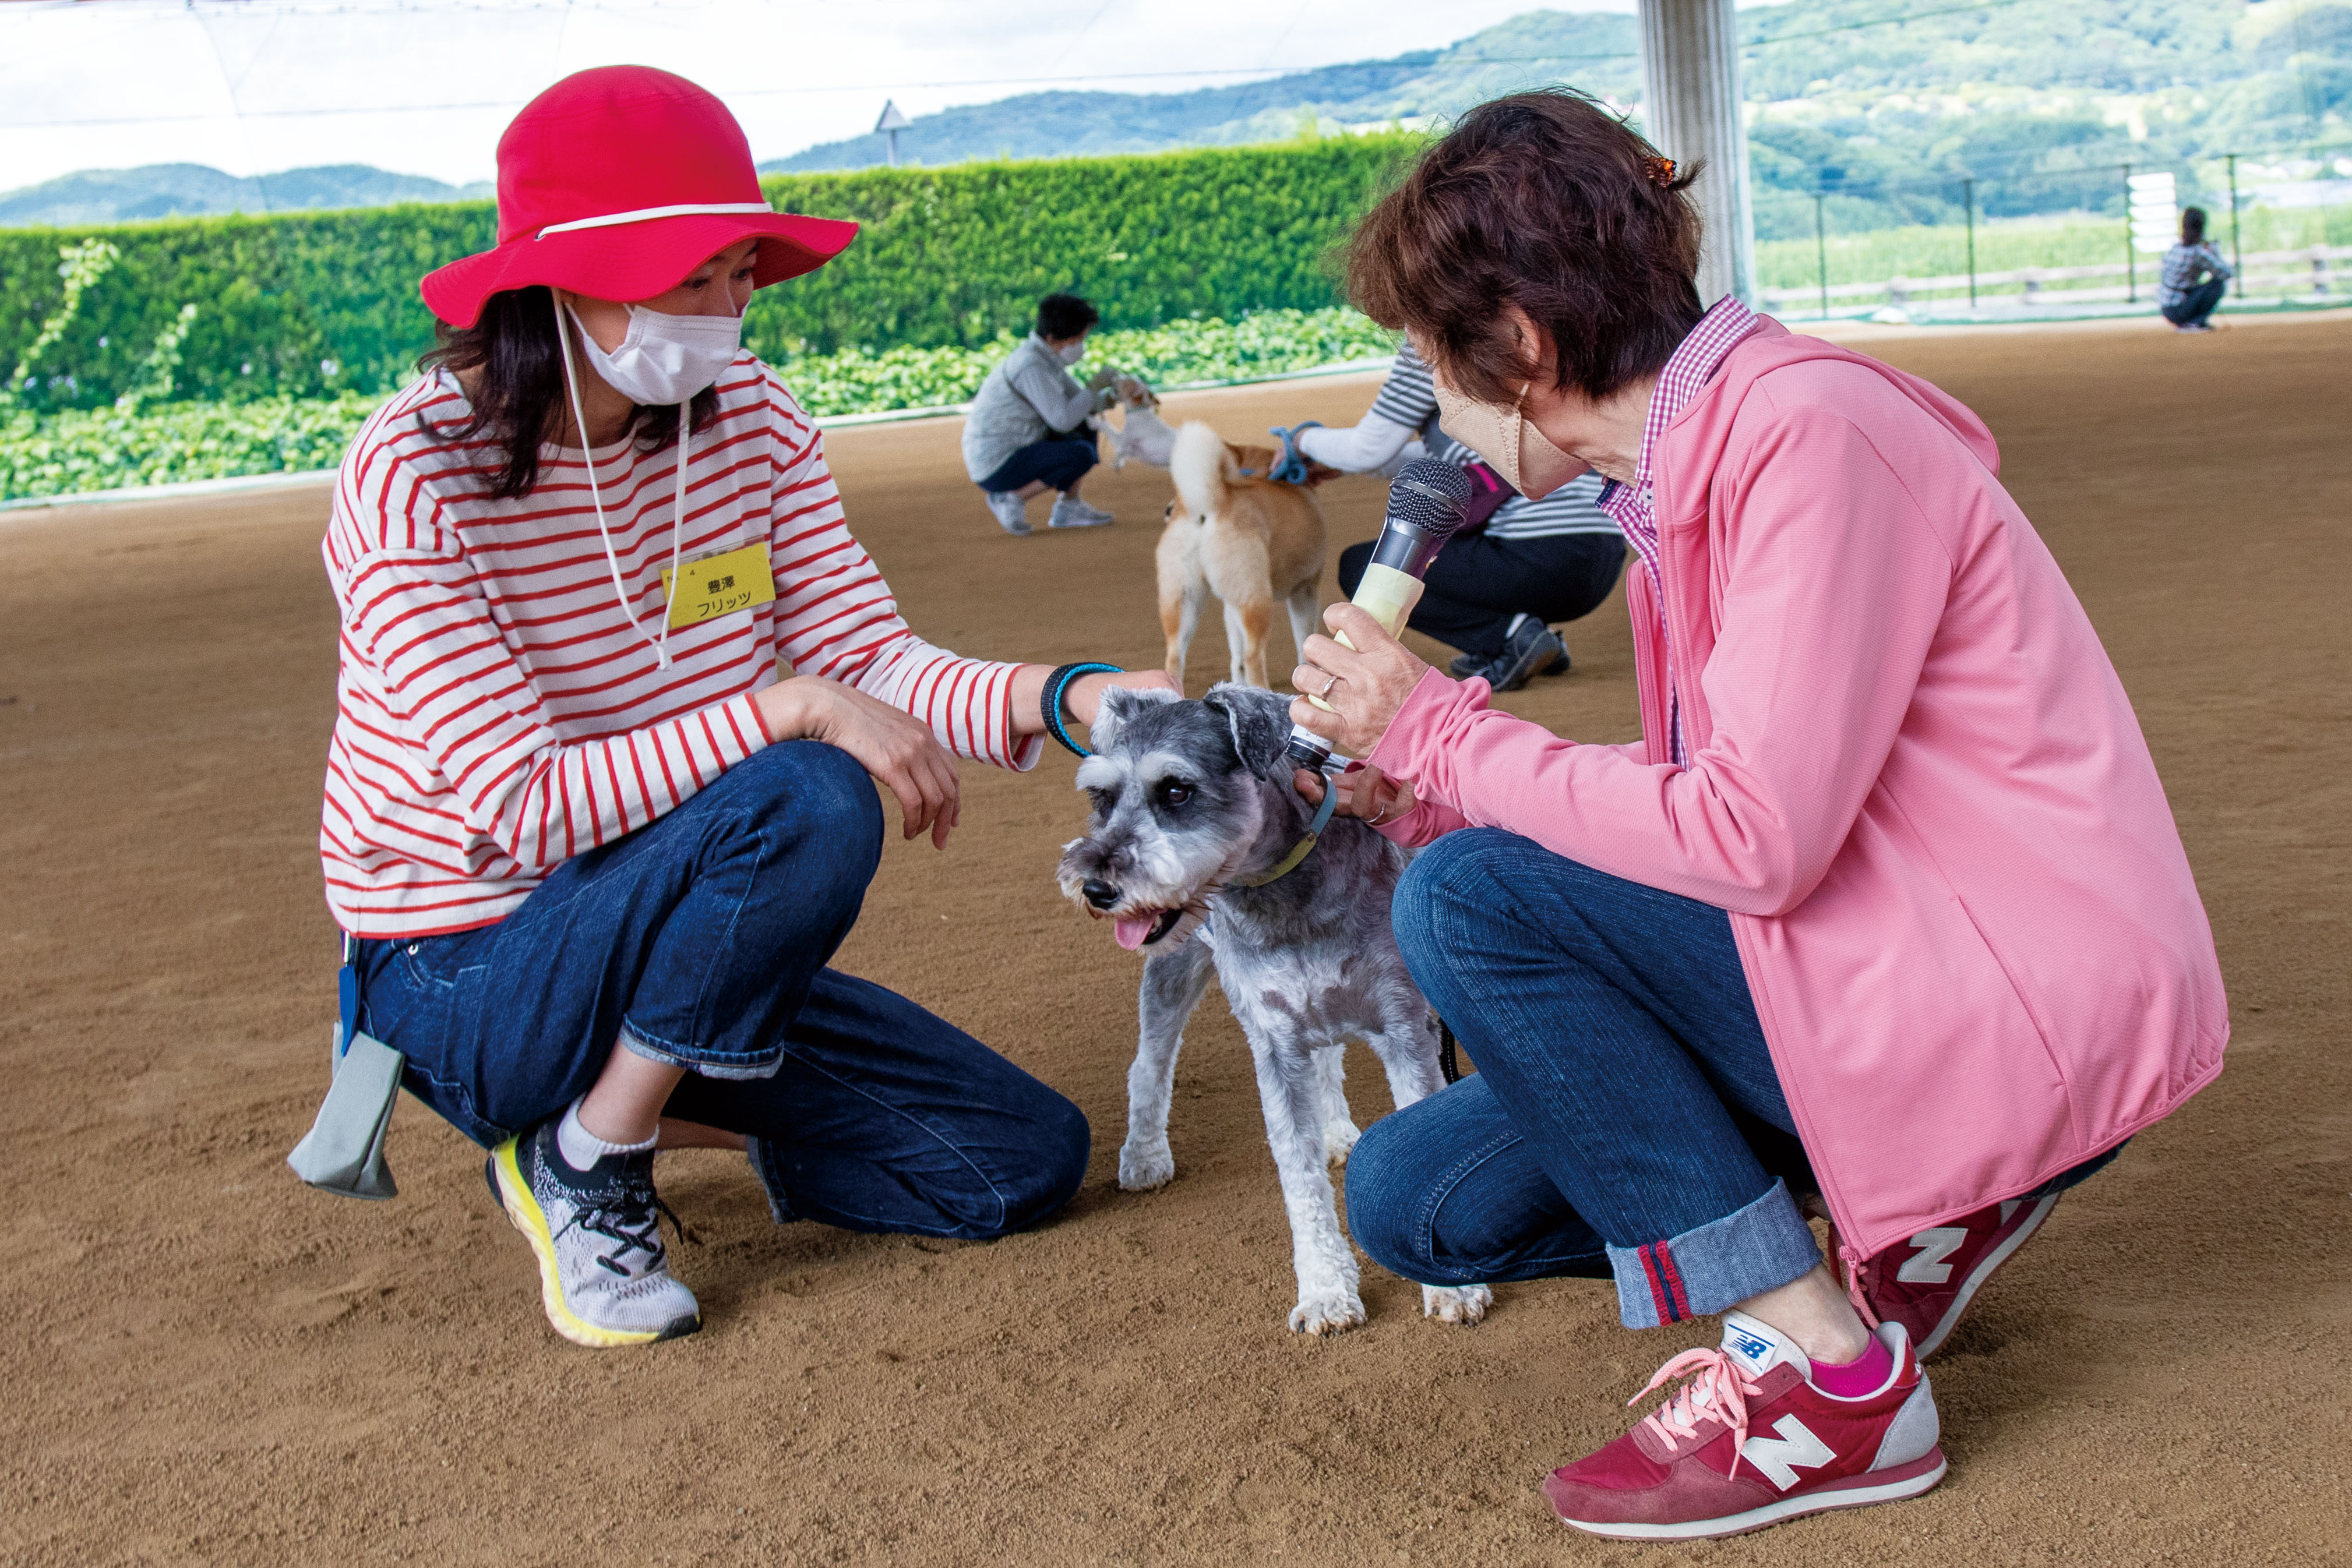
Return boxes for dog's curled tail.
[1169,420,1231,520]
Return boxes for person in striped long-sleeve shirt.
[326,66,1173,1349]
[1287,342,1627,691]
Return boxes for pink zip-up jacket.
[1369,319,2227,1259]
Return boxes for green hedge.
[0,307,1399,502]
[0,135,1416,414]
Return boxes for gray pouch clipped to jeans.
[288,953,403,1200]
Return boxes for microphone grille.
[1387,458,1474,543]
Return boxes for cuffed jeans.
[1349,829,2115,1328]
[350,740,1089,1241]
[1347,830,1819,1328]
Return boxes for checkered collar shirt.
[1596,295,1762,763]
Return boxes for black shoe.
[1453,622,1571,683]
[1463,616,1569,693]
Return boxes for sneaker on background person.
[985,491,1033,535]
[1837,1193,2062,1359]
[1544,1312,1945,1541]
[1457,613,1568,691]
[1048,495,1115,529]
[1451,637,1570,682]
[486,1119,701,1348]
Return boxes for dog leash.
[1226,757,1344,888]
[1266,422,1323,486]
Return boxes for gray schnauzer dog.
[1056,682,1493,1334]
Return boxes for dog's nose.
[1082,878,1121,910]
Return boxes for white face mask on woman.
[567,300,743,407]
[1432,378,1589,500]
[552,293,729,672]
[1053,338,1087,366]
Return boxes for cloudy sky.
[2,0,1640,189]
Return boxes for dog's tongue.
[1113,915,1158,951]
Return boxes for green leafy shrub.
[0,137,1416,413]
[0,307,1398,501]
[0,392,385,500]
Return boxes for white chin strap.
[554,291,686,670]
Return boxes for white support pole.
[1638,0,1757,307]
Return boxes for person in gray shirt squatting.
[962,293,1119,535]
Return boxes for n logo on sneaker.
[1741,1415,1838,1491]
[1898,1226,1969,1284]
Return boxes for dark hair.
[2181,206,2207,244]
[1036,292,1100,341]
[416,285,718,501]
[1344,90,1705,404]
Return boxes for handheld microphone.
[1285,458,1473,772]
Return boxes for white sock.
[557,1097,657,1171]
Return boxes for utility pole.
[874,100,911,169]
[1963,176,1977,308]
[1638,0,1757,305]
[2122,163,2135,304]
[1815,192,1829,319]
[2227,152,2244,297]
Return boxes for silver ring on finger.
[1318,672,1342,699]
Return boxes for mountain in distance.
[6,2,2344,236]
[769,0,2352,236]
[765,10,1641,172]
[0,163,494,227]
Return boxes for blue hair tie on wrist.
[1043,662,1123,757]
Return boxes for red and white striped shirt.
[321,356,1039,939]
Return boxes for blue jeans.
[1348,830,1821,1329]
[975,432,1098,493]
[351,740,1089,1240]
[1349,829,2116,1328]
[2161,277,2226,327]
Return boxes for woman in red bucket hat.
[315,65,1172,1348]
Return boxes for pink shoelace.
[1631,1347,1764,1481]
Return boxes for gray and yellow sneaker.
[486,1121,700,1348]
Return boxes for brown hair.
[1345,90,1706,404]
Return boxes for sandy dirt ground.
[3,316,2347,1567]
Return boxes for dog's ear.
[1201,683,1293,781]
[1088,683,1177,752]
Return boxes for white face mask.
[552,293,715,671]
[1433,378,1589,500]
[568,300,742,407]
[1055,340,1086,366]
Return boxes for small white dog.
[1091,375,1180,469]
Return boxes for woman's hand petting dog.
[1293,762,1418,829]
[1290,602,1430,760]
[757,676,962,849]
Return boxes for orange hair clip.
[1645,157,1677,188]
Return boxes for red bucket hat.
[420,65,856,328]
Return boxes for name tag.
[660,542,775,630]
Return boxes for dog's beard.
[1056,789,1264,953]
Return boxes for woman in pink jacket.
[1290,93,2227,1542]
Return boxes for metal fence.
[1758,244,2351,318]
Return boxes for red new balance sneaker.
[1843,1193,2059,1359]
[1543,1312,1945,1541]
